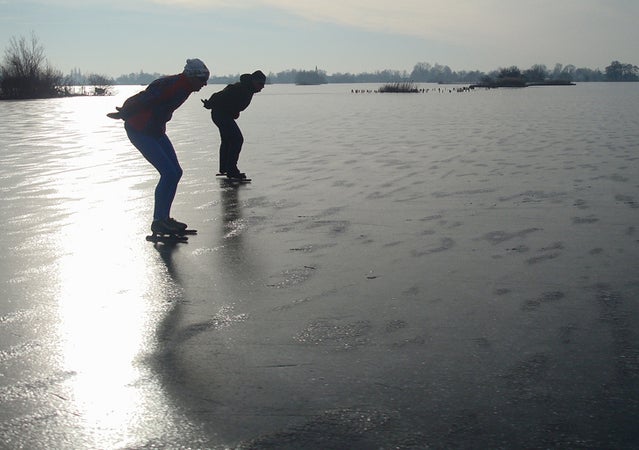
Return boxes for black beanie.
[252,70,266,83]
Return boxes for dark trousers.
[211,110,243,176]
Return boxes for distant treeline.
[100,61,637,85]
[2,33,637,100]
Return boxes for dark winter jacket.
[202,73,258,119]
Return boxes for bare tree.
[87,73,114,96]
[523,64,548,82]
[1,32,63,99]
[4,33,45,77]
[605,60,639,81]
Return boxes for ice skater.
[108,58,210,238]
[202,70,266,181]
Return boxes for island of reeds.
[378,81,420,93]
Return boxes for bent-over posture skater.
[108,58,209,236]
[202,70,265,180]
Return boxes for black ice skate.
[146,219,193,243]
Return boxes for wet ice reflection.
[56,222,150,439]
[39,95,188,446]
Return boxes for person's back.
[119,74,194,135]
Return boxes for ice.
[1,83,639,448]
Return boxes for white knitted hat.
[183,58,210,78]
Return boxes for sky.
[1,0,637,78]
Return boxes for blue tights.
[125,125,182,221]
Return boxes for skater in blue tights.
[108,58,209,235]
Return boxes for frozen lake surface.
[1,82,639,448]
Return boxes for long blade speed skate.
[146,232,188,243]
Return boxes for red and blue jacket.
[118,73,196,136]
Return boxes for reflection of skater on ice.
[202,70,266,181]
[108,58,210,240]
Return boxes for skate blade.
[178,229,197,235]
[146,233,188,243]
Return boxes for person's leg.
[226,121,244,177]
[219,139,229,174]
[212,111,228,174]
[154,134,182,219]
[213,113,244,177]
[125,126,182,221]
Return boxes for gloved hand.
[106,106,123,119]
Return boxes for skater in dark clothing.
[108,58,210,235]
[202,70,266,180]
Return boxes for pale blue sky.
[1,0,637,77]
